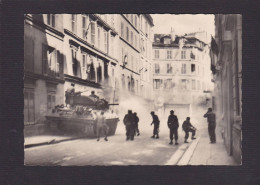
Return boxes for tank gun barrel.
[108,103,119,106]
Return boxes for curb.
[165,144,190,165]
[164,137,200,165]
[24,136,85,149]
[177,137,200,165]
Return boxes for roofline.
[143,14,154,27]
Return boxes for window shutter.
[42,44,48,74]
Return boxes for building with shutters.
[24,14,65,135]
[63,14,119,104]
[152,30,213,122]
[24,14,154,135]
[212,14,242,163]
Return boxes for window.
[153,79,162,89]
[111,14,115,28]
[104,30,108,53]
[24,36,34,72]
[82,15,87,39]
[121,22,124,38]
[47,93,56,111]
[47,14,55,27]
[145,21,148,35]
[72,14,77,33]
[181,50,186,59]
[88,57,95,81]
[131,31,133,45]
[90,20,95,44]
[71,49,80,77]
[110,35,114,56]
[136,80,138,93]
[135,15,137,27]
[140,38,145,53]
[154,50,159,59]
[167,50,172,59]
[122,74,125,89]
[42,45,61,78]
[181,64,186,74]
[126,27,129,41]
[141,16,143,30]
[82,54,87,79]
[181,79,188,89]
[198,80,200,90]
[164,79,172,89]
[122,48,124,63]
[134,35,136,48]
[24,90,35,124]
[192,79,196,90]
[154,63,160,74]
[131,55,134,70]
[167,63,172,73]
[97,26,101,48]
[164,38,171,44]
[190,51,195,59]
[97,62,102,83]
[127,76,131,91]
[191,64,196,73]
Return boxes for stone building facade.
[24,14,65,135]
[24,14,154,135]
[152,30,213,122]
[213,14,242,163]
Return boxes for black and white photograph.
[24,14,242,166]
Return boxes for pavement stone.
[187,126,239,165]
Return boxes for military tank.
[45,91,119,137]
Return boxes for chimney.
[170,27,176,42]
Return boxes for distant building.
[185,30,208,44]
[212,14,242,163]
[152,29,213,121]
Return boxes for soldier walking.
[182,117,196,143]
[96,111,109,142]
[133,112,140,136]
[123,110,135,141]
[167,110,179,145]
[204,108,216,143]
[150,111,160,139]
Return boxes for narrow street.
[25,118,205,166]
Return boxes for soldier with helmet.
[204,108,216,143]
[123,110,135,141]
[167,110,179,145]
[150,111,160,139]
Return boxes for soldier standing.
[123,110,135,141]
[167,110,179,145]
[182,117,196,143]
[96,111,108,142]
[204,108,216,143]
[150,111,160,139]
[133,112,140,136]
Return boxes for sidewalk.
[178,126,239,165]
[24,135,83,148]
